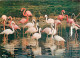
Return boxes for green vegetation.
[0,0,80,18]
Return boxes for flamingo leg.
[36,39,38,47]
[16,30,19,39]
[75,30,78,43]
[14,31,16,39]
[23,24,24,37]
[57,41,59,49]
[61,25,62,36]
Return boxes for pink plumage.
[58,10,65,21]
[66,15,75,24]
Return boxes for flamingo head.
[21,8,25,11]
[2,15,7,21]
[45,15,47,17]
[61,10,65,13]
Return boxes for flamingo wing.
[0,29,13,35]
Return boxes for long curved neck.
[70,26,73,37]
[46,16,48,22]
[66,15,69,22]
[11,23,15,33]
[54,24,56,30]
[62,11,63,16]
[39,29,41,34]
[22,8,26,16]
[26,15,29,22]
[36,23,38,31]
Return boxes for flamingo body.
[0,21,15,35]
[45,15,54,24]
[32,33,41,40]
[54,35,65,42]
[42,27,52,35]
[25,27,37,34]
[19,18,28,24]
[0,29,14,35]
[58,15,64,21]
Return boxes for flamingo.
[8,16,20,30]
[42,23,55,38]
[21,8,32,17]
[1,15,7,44]
[0,21,15,42]
[25,23,39,36]
[54,20,62,32]
[24,19,35,28]
[20,8,32,37]
[45,15,54,24]
[66,15,75,24]
[44,33,57,56]
[70,23,80,43]
[58,10,65,21]
[53,35,65,48]
[31,28,42,46]
[19,18,28,37]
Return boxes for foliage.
[0,0,79,18]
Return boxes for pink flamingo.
[1,15,7,44]
[58,10,65,21]
[8,16,21,38]
[66,15,75,24]
[21,8,32,17]
[8,16,20,30]
[42,23,56,38]
[54,20,62,31]
[20,8,32,37]
[31,28,42,46]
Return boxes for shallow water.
[0,26,80,58]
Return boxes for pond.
[0,25,80,58]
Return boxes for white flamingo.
[45,15,54,24]
[24,19,35,28]
[31,28,42,46]
[53,35,65,47]
[0,21,15,40]
[70,23,80,42]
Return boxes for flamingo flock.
[0,8,80,56]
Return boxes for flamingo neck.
[39,29,40,34]
[54,24,56,30]
[70,26,73,37]
[26,15,29,22]
[61,11,64,16]
[36,23,38,31]
[11,23,15,33]
[23,8,26,16]
[46,16,48,22]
